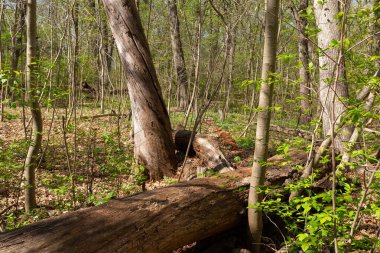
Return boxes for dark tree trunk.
[168,0,188,110]
[0,148,308,253]
[102,0,177,180]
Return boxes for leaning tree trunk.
[24,0,43,212]
[168,0,188,110]
[314,0,350,152]
[248,0,279,252]
[102,0,177,180]
[292,0,311,125]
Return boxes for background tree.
[291,0,312,125]
[168,0,188,111]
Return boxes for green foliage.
[131,164,147,186]
[163,176,177,185]
[0,139,28,187]
[87,191,117,206]
[99,132,131,178]
[236,137,254,149]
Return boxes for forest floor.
[0,107,260,231]
[1,107,379,252]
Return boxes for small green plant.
[87,191,117,206]
[131,164,147,186]
[233,156,242,162]
[237,137,254,149]
[163,176,177,185]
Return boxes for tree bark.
[223,26,236,120]
[292,0,311,124]
[0,173,249,253]
[0,147,309,253]
[8,0,26,100]
[0,0,4,121]
[314,0,350,152]
[0,157,308,253]
[102,0,177,180]
[24,0,43,212]
[168,0,188,110]
[248,0,279,252]
[374,0,380,58]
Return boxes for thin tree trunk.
[223,27,236,120]
[0,0,4,122]
[292,0,311,124]
[24,0,43,212]
[102,0,177,180]
[168,0,188,110]
[0,0,3,69]
[8,0,26,96]
[248,0,279,252]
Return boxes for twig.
[347,161,380,247]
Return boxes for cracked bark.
[102,0,177,180]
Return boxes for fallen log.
[0,153,307,253]
[0,171,249,253]
[174,130,234,173]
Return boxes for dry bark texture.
[174,130,234,173]
[102,0,177,179]
[0,174,248,253]
[0,151,308,253]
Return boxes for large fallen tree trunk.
[0,171,250,253]
[0,152,306,253]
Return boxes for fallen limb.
[174,129,234,173]
[80,113,130,120]
[269,124,312,140]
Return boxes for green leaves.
[277,53,297,64]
